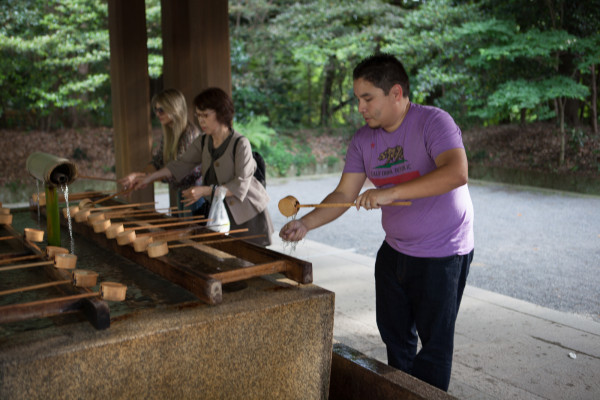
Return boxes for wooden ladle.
[74,203,163,223]
[112,218,212,244]
[146,228,250,257]
[0,269,99,296]
[24,228,45,242]
[134,228,254,253]
[91,213,205,233]
[278,195,412,217]
[0,282,127,315]
[65,201,158,219]
[0,253,77,272]
[76,187,137,209]
[86,206,182,224]
[0,213,13,225]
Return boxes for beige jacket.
[166,130,269,225]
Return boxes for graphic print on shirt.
[371,144,420,187]
[376,145,404,168]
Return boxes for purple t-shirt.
[343,103,474,257]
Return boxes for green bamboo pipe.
[45,185,61,246]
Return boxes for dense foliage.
[1,0,598,171]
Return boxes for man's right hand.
[279,219,309,242]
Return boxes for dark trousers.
[375,241,472,391]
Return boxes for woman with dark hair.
[132,87,273,246]
[118,88,203,212]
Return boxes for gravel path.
[266,175,600,322]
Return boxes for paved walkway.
[153,186,600,399]
[267,235,600,400]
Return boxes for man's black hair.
[353,53,410,97]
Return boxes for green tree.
[458,16,593,164]
[0,0,163,130]
[0,0,110,129]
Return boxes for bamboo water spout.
[26,152,79,246]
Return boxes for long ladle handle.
[78,175,117,182]
[125,218,211,231]
[177,228,249,241]
[0,260,53,272]
[0,255,41,265]
[299,201,412,208]
[169,233,264,248]
[120,215,206,225]
[91,187,134,205]
[90,202,157,211]
[0,279,71,296]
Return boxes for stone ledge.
[329,342,457,400]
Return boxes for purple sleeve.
[342,128,368,174]
[424,110,464,160]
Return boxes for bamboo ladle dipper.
[133,228,253,253]
[0,282,127,308]
[98,214,209,236]
[64,201,159,219]
[77,187,135,209]
[24,228,45,242]
[277,195,412,217]
[77,175,117,182]
[0,228,44,243]
[73,203,165,223]
[0,254,41,265]
[0,212,13,225]
[86,207,185,228]
[112,217,212,244]
[146,228,250,257]
[0,253,78,272]
[0,269,99,296]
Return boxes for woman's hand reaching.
[118,172,146,191]
[182,185,212,206]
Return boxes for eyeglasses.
[154,107,165,115]
[195,110,215,120]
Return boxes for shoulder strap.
[233,135,242,155]
[200,134,208,183]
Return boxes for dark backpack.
[233,136,267,188]
[201,134,267,188]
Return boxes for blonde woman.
[119,88,203,211]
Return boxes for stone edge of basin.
[329,342,457,400]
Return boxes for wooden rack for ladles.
[59,197,313,305]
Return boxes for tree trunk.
[307,64,312,124]
[558,98,566,166]
[320,56,337,127]
[592,64,598,135]
[564,98,580,126]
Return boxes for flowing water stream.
[60,183,75,254]
[35,179,41,228]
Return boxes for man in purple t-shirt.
[280,53,474,391]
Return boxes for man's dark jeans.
[375,241,473,391]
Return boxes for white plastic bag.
[207,186,230,233]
